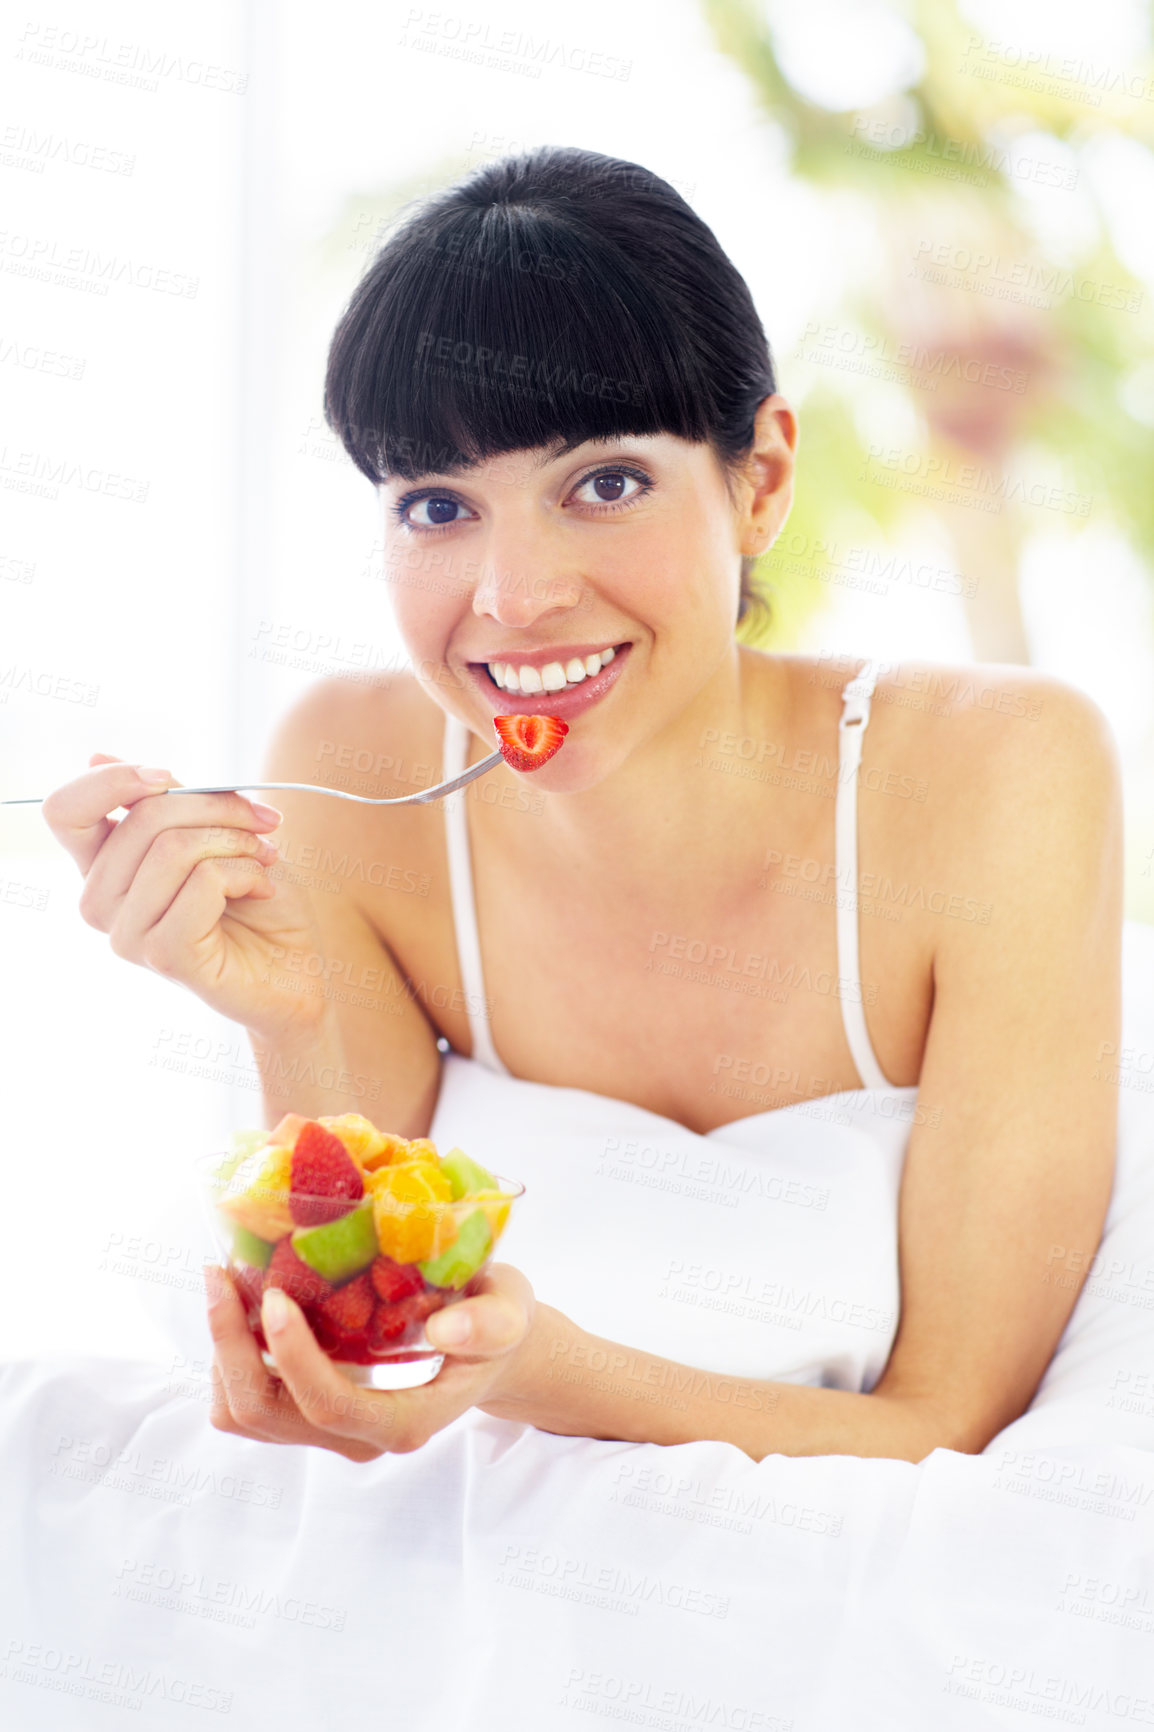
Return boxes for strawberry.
[290,1121,364,1226]
[369,1255,426,1305]
[317,1272,374,1337]
[493,714,569,773]
[265,1238,334,1309]
[368,1302,410,1347]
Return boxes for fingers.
[43,761,178,875]
[204,1264,289,1439]
[424,1262,534,1360]
[43,759,281,880]
[254,1287,399,1450]
[90,824,278,948]
[77,789,281,915]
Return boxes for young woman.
[43,145,1123,1470]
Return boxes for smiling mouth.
[482,645,623,696]
[466,643,632,717]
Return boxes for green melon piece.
[291,1202,377,1284]
[440,1149,498,1200]
[418,1208,492,1290]
[232,1223,274,1269]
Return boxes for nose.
[470,553,583,630]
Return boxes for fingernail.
[262,1287,291,1332]
[137,767,172,784]
[429,1309,470,1347]
[250,801,283,825]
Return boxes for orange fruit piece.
[359,1132,414,1172]
[318,1113,393,1171]
[370,1160,457,1263]
[404,1138,439,1165]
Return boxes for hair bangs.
[326,202,712,486]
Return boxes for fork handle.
[1,751,506,807]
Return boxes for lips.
[467,642,632,722]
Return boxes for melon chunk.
[218,1143,294,1241]
[440,1148,498,1199]
[418,1209,492,1290]
[291,1201,378,1285]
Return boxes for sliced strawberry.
[493,714,569,773]
[290,1121,364,1226]
[369,1255,426,1305]
[265,1238,334,1309]
[316,1271,375,1338]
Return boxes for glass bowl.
[197,1144,524,1390]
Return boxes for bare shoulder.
[782,649,1117,799]
[259,668,451,941]
[262,667,445,792]
[867,657,1120,830]
[778,650,1121,936]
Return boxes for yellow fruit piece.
[359,1132,413,1173]
[371,1161,457,1263]
[219,1144,294,1241]
[318,1113,388,1171]
[404,1138,439,1165]
[470,1190,512,1240]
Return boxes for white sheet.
[2,922,1153,1729]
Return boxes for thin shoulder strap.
[442,712,508,1074]
[835,660,891,1090]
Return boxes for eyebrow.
[396,434,629,487]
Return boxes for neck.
[484,644,799,884]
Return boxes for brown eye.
[571,469,650,508]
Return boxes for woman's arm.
[485,675,1124,1463]
[244,676,442,1135]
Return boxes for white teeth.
[486,646,621,693]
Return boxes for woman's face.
[376,403,794,792]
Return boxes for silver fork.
[1,752,506,807]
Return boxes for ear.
[740,394,797,556]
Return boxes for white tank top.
[441,657,891,1091]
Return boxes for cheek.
[387,580,461,663]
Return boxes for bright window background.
[3,0,1153,1363]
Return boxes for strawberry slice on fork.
[493,714,569,773]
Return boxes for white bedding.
[2,923,1153,1730]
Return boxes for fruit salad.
[201,1114,523,1371]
